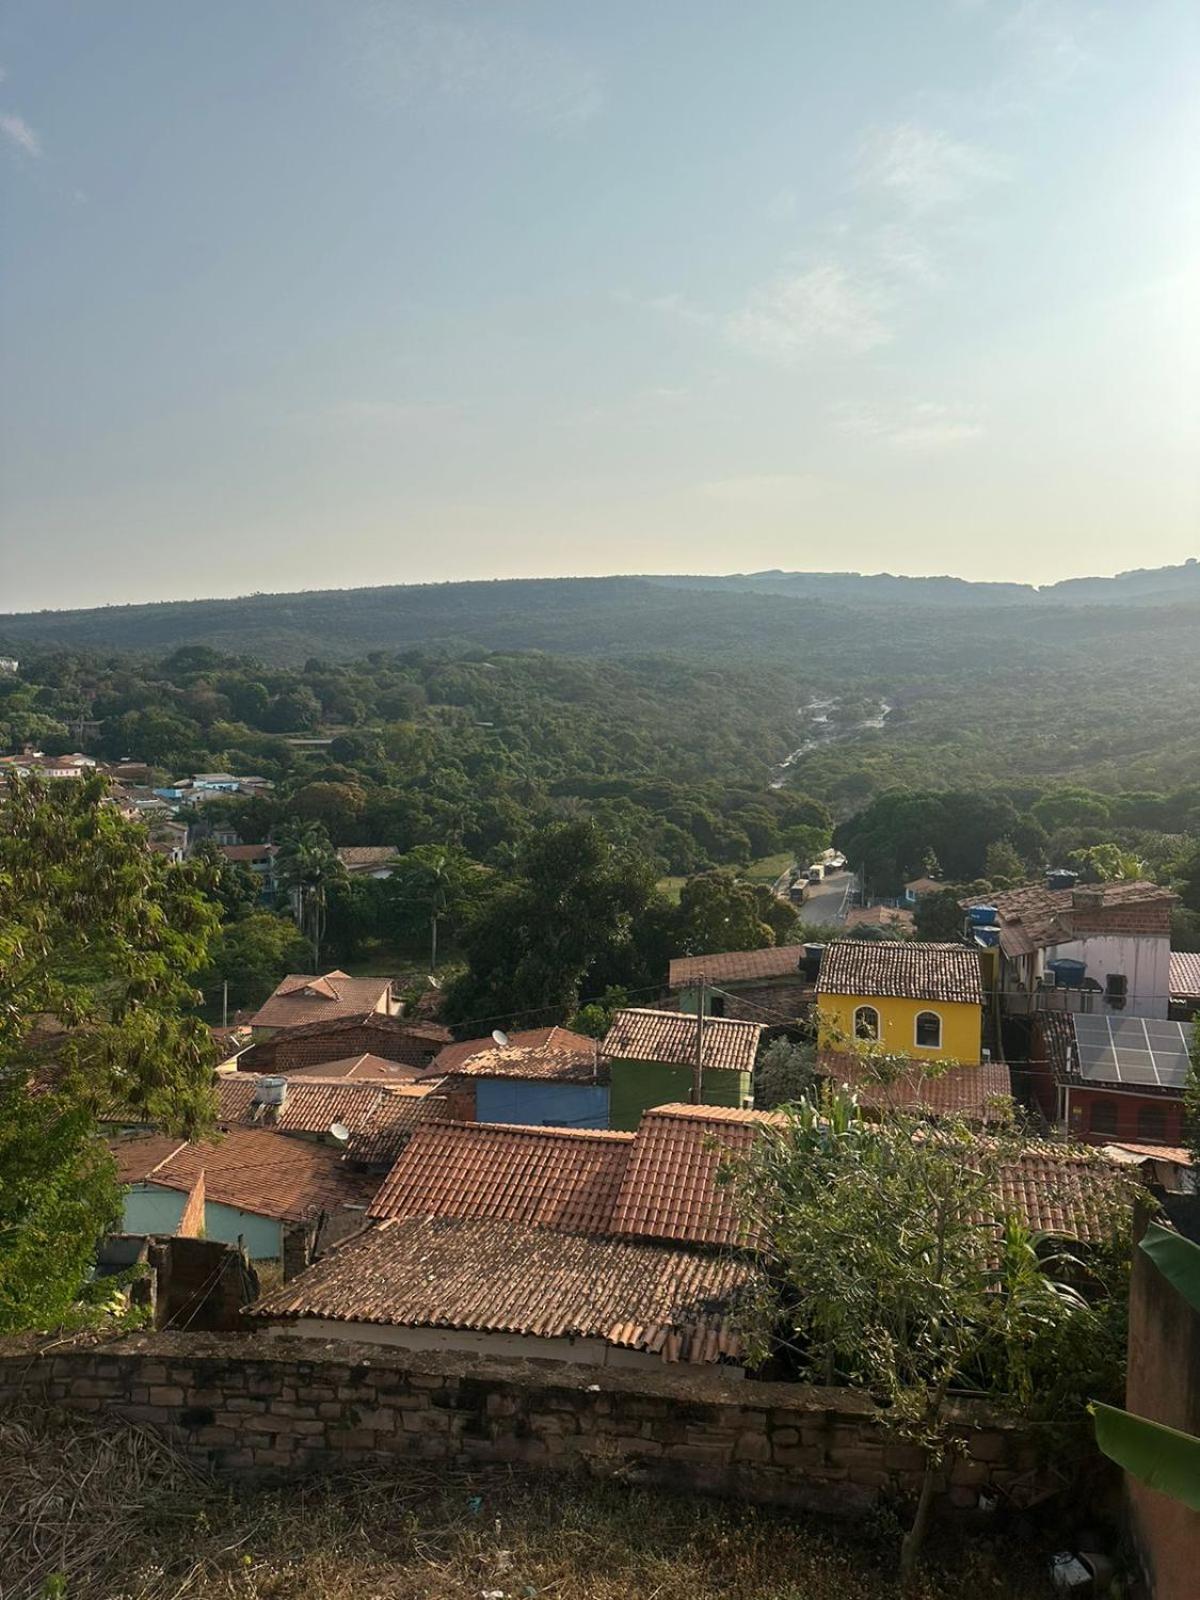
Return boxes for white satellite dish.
[427,975,442,989]
[328,1122,350,1145]
[491,1029,510,1048]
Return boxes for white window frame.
[914,1010,943,1050]
[854,1005,880,1042]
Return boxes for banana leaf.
[1091,1402,1200,1510]
[1139,1222,1200,1313]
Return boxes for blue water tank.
[973,926,1001,949]
[1047,958,1087,988]
[968,905,999,927]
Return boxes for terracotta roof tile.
[433,1026,594,1077]
[962,881,1177,959]
[816,1051,1013,1122]
[451,1030,607,1084]
[251,1215,752,1363]
[602,1008,763,1074]
[369,1120,634,1233]
[997,1145,1129,1242]
[669,946,809,988]
[817,941,982,1005]
[219,843,277,864]
[215,1076,449,1163]
[1170,952,1200,1001]
[109,1125,376,1221]
[336,846,397,873]
[281,1053,436,1083]
[248,972,397,1030]
[610,1104,785,1249]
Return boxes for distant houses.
[246,970,402,1036]
[602,1007,762,1129]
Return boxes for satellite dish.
[427,975,442,989]
[328,1122,350,1145]
[491,1029,510,1048]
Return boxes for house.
[668,945,818,1023]
[815,1051,1013,1124]
[815,940,984,1065]
[218,843,279,896]
[336,846,398,879]
[1168,952,1200,1020]
[215,1075,450,1167]
[237,1012,450,1073]
[903,877,943,905]
[146,818,189,863]
[109,1126,376,1268]
[190,772,243,792]
[961,878,1178,1019]
[437,1026,609,1129]
[0,656,18,673]
[1099,1142,1196,1194]
[252,1104,1129,1367]
[1031,1011,1194,1148]
[601,1008,763,1129]
[843,905,915,934]
[246,971,401,1035]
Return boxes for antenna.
[328,1122,350,1145]
[491,1028,510,1048]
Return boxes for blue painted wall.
[474,1078,610,1130]
[121,1185,284,1260]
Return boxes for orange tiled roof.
[336,846,398,873]
[281,1053,436,1083]
[250,1215,752,1364]
[962,881,1177,959]
[602,1008,763,1074]
[1170,951,1200,1001]
[247,972,397,1030]
[433,1025,591,1077]
[110,1125,376,1221]
[816,1051,1013,1122]
[668,945,809,988]
[451,1028,606,1084]
[997,1145,1128,1242]
[817,941,982,1005]
[215,1076,448,1163]
[368,1119,634,1233]
[610,1104,784,1248]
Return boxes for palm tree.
[389,844,482,973]
[273,821,344,970]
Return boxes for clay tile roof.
[336,846,398,873]
[215,1076,449,1163]
[243,1013,452,1051]
[281,1053,436,1083]
[433,1026,592,1077]
[1170,952,1200,1001]
[816,1051,1013,1122]
[451,1028,606,1084]
[248,972,397,1029]
[816,941,982,1005]
[250,1215,753,1364]
[109,1126,376,1221]
[610,1103,786,1249]
[669,945,808,988]
[219,843,277,863]
[962,881,1178,958]
[602,1009,764,1074]
[369,1119,634,1233]
[997,1145,1129,1242]
[904,877,943,894]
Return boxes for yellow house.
[815,941,983,1065]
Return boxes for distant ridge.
[0,561,1195,665]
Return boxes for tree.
[273,820,345,969]
[1069,843,1146,883]
[983,838,1023,884]
[0,776,220,1330]
[198,910,311,1016]
[385,845,487,972]
[913,888,966,942]
[672,872,775,957]
[188,838,261,920]
[442,820,662,1028]
[754,1037,816,1109]
[727,1093,1133,1585]
[289,780,368,839]
[1184,1018,1200,1169]
[568,986,631,1040]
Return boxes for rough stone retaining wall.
[0,1332,1062,1516]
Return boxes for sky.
[1,1,1198,611]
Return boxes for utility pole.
[693,977,706,1105]
[222,980,228,1029]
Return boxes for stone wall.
[0,1332,1061,1517]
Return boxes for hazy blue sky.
[2,1,1197,610]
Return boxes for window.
[708,993,726,1018]
[1105,973,1128,1011]
[915,1011,942,1050]
[1137,1103,1166,1143]
[1089,1099,1117,1137]
[854,1005,880,1041]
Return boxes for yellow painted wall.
[818,993,981,1065]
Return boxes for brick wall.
[0,1332,1064,1517]
[240,1024,443,1074]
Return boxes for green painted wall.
[608,1058,750,1131]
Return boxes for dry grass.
[0,1408,1054,1600]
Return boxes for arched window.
[854,1005,880,1041]
[915,1011,942,1050]
[1089,1099,1117,1137]
[1137,1103,1166,1143]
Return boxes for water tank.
[973,926,1001,949]
[801,943,825,980]
[1046,958,1087,989]
[967,905,999,928]
[252,1075,288,1107]
[1045,869,1078,892]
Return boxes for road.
[795,869,858,926]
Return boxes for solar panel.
[1071,1013,1190,1089]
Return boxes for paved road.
[796,869,858,926]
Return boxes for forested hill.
[1,560,1196,665]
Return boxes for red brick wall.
[1067,1086,1184,1147]
[241,1026,443,1074]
